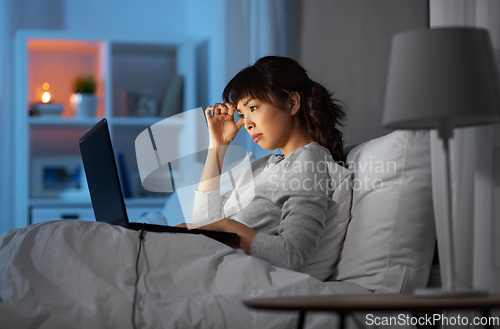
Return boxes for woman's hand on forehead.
[205,102,244,146]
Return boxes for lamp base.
[414,287,489,299]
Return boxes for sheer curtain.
[163,0,298,222]
[223,0,300,157]
[430,0,500,293]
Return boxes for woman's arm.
[249,194,329,271]
[203,219,257,253]
[242,146,337,272]
[197,103,244,192]
[197,144,227,192]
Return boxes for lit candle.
[41,82,51,103]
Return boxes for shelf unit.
[13,30,203,228]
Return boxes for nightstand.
[244,293,500,329]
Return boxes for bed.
[0,130,436,329]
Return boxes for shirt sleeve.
[191,189,227,223]
[191,154,263,224]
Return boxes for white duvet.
[0,220,381,329]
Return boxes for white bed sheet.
[0,220,406,329]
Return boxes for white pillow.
[329,130,435,293]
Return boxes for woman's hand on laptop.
[176,219,256,254]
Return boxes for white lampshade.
[383,27,500,129]
[382,27,499,297]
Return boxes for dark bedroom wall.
[300,0,429,144]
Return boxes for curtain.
[223,0,300,158]
[430,0,500,293]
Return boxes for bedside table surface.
[244,293,500,313]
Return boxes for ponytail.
[300,81,346,163]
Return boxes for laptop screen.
[79,119,130,227]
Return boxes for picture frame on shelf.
[121,90,158,117]
[31,156,90,200]
[157,74,183,118]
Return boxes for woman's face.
[236,97,296,153]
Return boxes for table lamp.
[382,27,500,297]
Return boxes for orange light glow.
[41,92,51,103]
[42,82,50,90]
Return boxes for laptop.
[79,118,237,243]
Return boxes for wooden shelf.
[29,197,166,208]
[29,116,101,127]
[110,116,184,127]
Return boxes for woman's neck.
[280,128,315,157]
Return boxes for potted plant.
[71,74,98,118]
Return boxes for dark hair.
[222,56,346,162]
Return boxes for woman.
[187,56,349,279]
